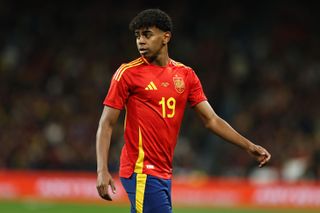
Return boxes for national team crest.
[173,76,185,93]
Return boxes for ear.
[163,32,171,45]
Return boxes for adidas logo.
[145,81,158,90]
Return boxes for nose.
[137,36,146,45]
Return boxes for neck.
[151,53,170,67]
[145,46,170,67]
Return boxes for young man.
[96,9,271,213]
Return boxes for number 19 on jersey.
[159,97,176,118]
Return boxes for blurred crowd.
[1,0,319,181]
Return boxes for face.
[134,26,171,60]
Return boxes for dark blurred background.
[1,0,319,181]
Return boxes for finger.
[97,185,112,201]
[265,151,271,161]
[110,179,117,194]
[259,154,271,167]
[259,159,268,167]
[256,146,266,155]
[102,193,112,201]
[257,147,271,161]
[259,159,266,167]
[259,156,267,167]
[96,185,106,197]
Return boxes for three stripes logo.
[145,81,158,90]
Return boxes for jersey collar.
[141,56,172,67]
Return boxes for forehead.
[134,26,163,34]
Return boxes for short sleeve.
[103,67,130,110]
[188,69,207,107]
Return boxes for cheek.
[151,38,164,49]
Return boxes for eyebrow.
[135,29,152,33]
[135,27,154,33]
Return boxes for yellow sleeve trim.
[113,58,144,81]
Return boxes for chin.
[140,52,147,56]
[140,51,157,62]
[141,53,151,60]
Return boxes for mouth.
[139,48,148,55]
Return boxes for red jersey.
[103,57,207,179]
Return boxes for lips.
[139,48,148,54]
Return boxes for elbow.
[203,115,220,131]
[204,120,211,129]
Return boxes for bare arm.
[96,106,121,201]
[193,101,271,167]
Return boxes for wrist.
[246,142,256,152]
[97,168,109,174]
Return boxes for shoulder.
[170,59,202,83]
[170,59,192,70]
[170,59,197,76]
[113,57,145,81]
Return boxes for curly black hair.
[129,9,173,32]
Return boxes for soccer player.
[96,8,271,213]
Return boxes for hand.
[96,171,116,201]
[248,144,271,167]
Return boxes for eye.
[144,32,152,38]
[142,31,153,39]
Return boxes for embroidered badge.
[173,75,185,93]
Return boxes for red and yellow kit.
[104,57,207,179]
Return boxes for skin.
[96,26,271,201]
[134,26,171,66]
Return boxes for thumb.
[110,179,116,194]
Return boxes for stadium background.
[1,0,320,212]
